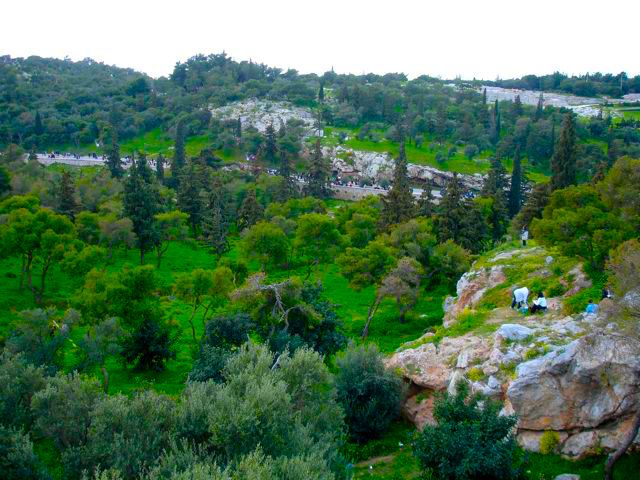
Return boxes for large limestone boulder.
[508,333,640,457]
[444,266,506,327]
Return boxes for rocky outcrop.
[508,333,640,457]
[443,266,506,327]
[325,145,485,191]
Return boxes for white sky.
[2,0,639,80]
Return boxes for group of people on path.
[511,287,547,315]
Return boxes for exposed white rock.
[496,324,534,341]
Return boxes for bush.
[63,391,176,479]
[464,144,479,160]
[335,344,406,442]
[435,152,446,164]
[120,319,177,371]
[0,352,46,428]
[539,430,560,455]
[203,313,256,350]
[188,346,230,383]
[31,373,102,450]
[412,382,521,480]
[0,426,49,480]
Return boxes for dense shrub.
[31,373,102,450]
[187,345,230,383]
[412,382,521,480]
[202,313,256,350]
[539,430,560,455]
[0,352,46,428]
[0,426,49,480]
[335,344,406,442]
[120,319,177,371]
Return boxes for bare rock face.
[508,333,640,457]
[444,266,506,327]
[562,264,592,297]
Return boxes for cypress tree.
[550,113,577,191]
[34,111,44,136]
[417,182,435,217]
[535,93,544,120]
[235,118,242,138]
[482,88,487,105]
[171,119,186,188]
[482,154,508,196]
[277,150,295,201]
[57,171,78,221]
[106,125,123,178]
[436,173,464,243]
[237,188,263,231]
[264,123,277,163]
[482,155,509,245]
[318,82,325,102]
[508,147,523,217]
[380,141,415,228]
[123,153,160,264]
[177,161,204,235]
[156,154,165,184]
[305,138,331,198]
[202,179,229,256]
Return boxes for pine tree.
[318,82,325,102]
[417,183,435,217]
[106,125,123,178]
[264,123,277,163]
[57,171,78,221]
[508,147,523,217]
[550,112,577,191]
[380,141,415,228]
[482,155,508,196]
[123,153,160,264]
[177,161,204,235]
[34,111,44,136]
[237,188,263,231]
[482,88,487,105]
[156,154,165,184]
[202,179,229,256]
[277,150,295,201]
[535,93,544,120]
[436,173,464,243]
[171,119,186,188]
[278,121,286,138]
[235,118,242,138]
[513,95,523,118]
[306,139,331,198]
[491,99,501,144]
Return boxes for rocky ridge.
[387,246,640,458]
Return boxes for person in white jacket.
[521,227,529,247]
[511,286,529,310]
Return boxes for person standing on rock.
[521,226,529,247]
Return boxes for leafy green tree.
[154,210,188,267]
[123,155,160,264]
[551,112,577,190]
[531,184,630,269]
[417,183,435,217]
[378,256,421,323]
[277,150,295,201]
[120,318,177,372]
[237,188,264,231]
[508,146,523,217]
[305,139,331,198]
[98,215,136,261]
[56,170,78,220]
[174,267,233,342]
[294,213,344,276]
[75,211,101,244]
[338,239,396,337]
[428,240,472,291]
[380,141,415,228]
[242,221,289,271]
[597,156,640,228]
[75,318,123,393]
[335,344,405,441]
[413,382,520,480]
[5,309,77,374]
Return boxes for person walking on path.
[521,226,529,247]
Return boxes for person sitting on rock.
[511,286,529,310]
[602,286,613,300]
[585,299,599,314]
[530,291,547,314]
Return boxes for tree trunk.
[19,255,26,290]
[362,296,381,339]
[100,366,109,394]
[188,306,198,343]
[605,407,640,480]
[140,248,145,265]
